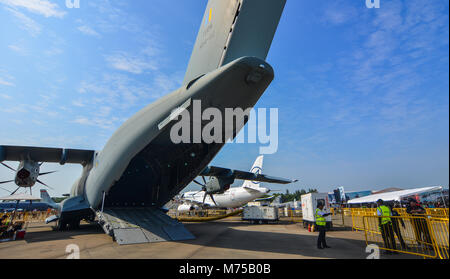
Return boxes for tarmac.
[0,217,420,259]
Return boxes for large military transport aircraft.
[0,0,289,244]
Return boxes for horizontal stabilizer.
[254,195,275,201]
[200,166,297,184]
[0,145,95,166]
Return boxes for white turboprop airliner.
[177,156,275,210]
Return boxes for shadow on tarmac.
[24,223,104,244]
[182,221,375,258]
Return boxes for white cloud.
[73,117,90,125]
[4,6,42,36]
[77,25,100,37]
[105,51,158,74]
[0,70,15,87]
[8,43,28,55]
[72,99,85,107]
[0,0,66,18]
[0,93,12,99]
[0,78,15,87]
[72,115,120,130]
[43,46,63,56]
[322,1,357,25]
[72,71,179,131]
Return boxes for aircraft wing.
[0,145,95,166]
[199,166,297,184]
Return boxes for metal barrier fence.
[425,208,449,218]
[167,209,229,219]
[387,208,448,218]
[427,217,449,259]
[278,208,302,223]
[168,208,304,223]
[349,208,449,231]
[350,208,377,231]
[362,215,449,259]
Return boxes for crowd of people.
[339,198,448,209]
[375,198,440,255]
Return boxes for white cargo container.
[242,206,279,224]
[301,193,332,229]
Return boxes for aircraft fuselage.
[60,57,274,223]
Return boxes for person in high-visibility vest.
[376,199,397,254]
[315,201,331,249]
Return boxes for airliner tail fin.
[242,155,264,189]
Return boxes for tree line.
[274,188,318,203]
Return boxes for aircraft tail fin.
[242,155,264,189]
[40,189,57,208]
[183,0,286,85]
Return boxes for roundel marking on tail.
[251,166,262,185]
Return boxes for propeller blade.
[193,179,205,187]
[210,194,218,206]
[1,162,16,172]
[202,192,207,204]
[0,180,14,184]
[39,171,57,176]
[202,176,206,185]
[11,187,21,195]
[37,179,54,190]
[194,189,203,195]
[0,186,12,193]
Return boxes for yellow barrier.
[349,208,449,232]
[362,215,449,259]
[174,209,243,222]
[427,217,449,259]
[350,208,376,231]
[426,208,449,218]
[169,209,228,218]
[1,210,56,223]
[278,209,302,223]
[288,209,302,223]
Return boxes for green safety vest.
[315,208,326,226]
[377,205,391,225]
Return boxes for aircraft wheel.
[69,219,80,230]
[56,220,67,231]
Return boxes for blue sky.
[0,0,448,197]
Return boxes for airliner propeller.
[192,175,235,207]
[193,176,218,206]
[0,161,56,197]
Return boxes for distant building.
[328,190,373,204]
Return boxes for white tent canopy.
[0,193,41,201]
[347,186,443,204]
